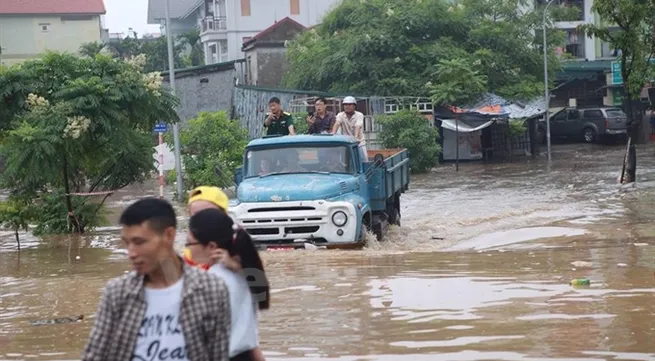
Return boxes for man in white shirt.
[332,96,368,161]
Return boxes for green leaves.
[170,111,248,191]
[0,52,178,234]
[377,109,441,173]
[428,58,488,107]
[579,0,655,101]
[284,0,561,101]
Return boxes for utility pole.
[543,0,555,163]
[164,0,185,201]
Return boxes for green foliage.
[31,193,108,235]
[291,113,310,134]
[509,120,527,138]
[579,1,655,101]
[284,0,563,101]
[377,109,440,173]
[178,30,204,67]
[169,111,248,192]
[79,42,106,57]
[104,36,186,72]
[429,58,488,106]
[0,52,178,233]
[0,198,35,247]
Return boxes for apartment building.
[0,0,106,66]
[535,0,618,61]
[148,0,341,64]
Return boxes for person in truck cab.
[280,149,306,172]
[332,96,368,161]
[264,97,295,136]
[321,150,347,173]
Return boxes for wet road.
[2,143,655,360]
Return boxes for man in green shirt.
[264,97,295,136]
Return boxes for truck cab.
[230,134,409,249]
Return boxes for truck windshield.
[245,145,353,178]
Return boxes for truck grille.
[248,206,315,213]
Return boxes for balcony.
[200,16,227,43]
[201,16,226,32]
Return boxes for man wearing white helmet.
[332,96,368,161]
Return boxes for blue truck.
[229,134,410,249]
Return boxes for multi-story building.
[0,0,106,66]
[535,0,618,61]
[148,0,341,64]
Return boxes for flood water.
[2,143,655,360]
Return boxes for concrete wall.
[0,15,102,66]
[161,61,243,125]
[245,46,287,87]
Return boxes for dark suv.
[538,107,628,143]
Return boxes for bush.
[169,111,248,193]
[377,109,441,173]
[292,113,310,134]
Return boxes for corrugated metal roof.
[147,0,201,23]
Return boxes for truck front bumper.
[228,200,359,247]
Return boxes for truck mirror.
[234,166,243,186]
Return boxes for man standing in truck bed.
[264,97,295,136]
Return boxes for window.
[567,110,580,120]
[241,0,251,16]
[245,146,354,177]
[384,103,399,113]
[39,23,50,32]
[290,0,300,15]
[553,111,567,121]
[583,110,603,118]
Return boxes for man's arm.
[354,113,364,139]
[331,114,341,134]
[264,114,273,127]
[81,285,115,361]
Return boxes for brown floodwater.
[2,143,655,360]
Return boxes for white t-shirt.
[335,111,366,145]
[132,278,189,361]
[209,264,259,357]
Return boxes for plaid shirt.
[81,261,231,361]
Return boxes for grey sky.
[104,0,160,36]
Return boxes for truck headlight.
[331,211,347,226]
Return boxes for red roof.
[243,17,306,46]
[0,0,106,15]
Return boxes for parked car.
[537,107,628,143]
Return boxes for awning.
[440,119,494,133]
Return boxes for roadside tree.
[284,0,565,101]
[0,52,179,233]
[168,111,248,197]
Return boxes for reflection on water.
[2,143,655,360]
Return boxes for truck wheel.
[583,127,597,143]
[390,208,401,227]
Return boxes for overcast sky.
[104,0,160,36]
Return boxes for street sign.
[153,122,168,133]
[611,61,623,85]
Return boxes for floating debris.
[30,315,84,326]
[570,261,593,268]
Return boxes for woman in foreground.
[186,208,270,361]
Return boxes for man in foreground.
[81,198,231,361]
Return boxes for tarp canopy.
[440,119,494,133]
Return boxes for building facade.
[0,0,106,66]
[534,0,618,61]
[148,0,341,64]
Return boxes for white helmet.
[342,96,357,104]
